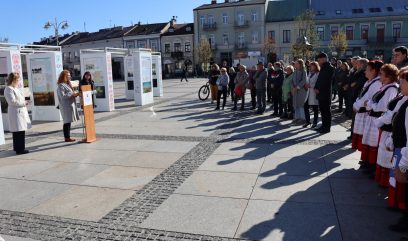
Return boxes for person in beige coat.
[56,70,79,142]
[4,72,31,155]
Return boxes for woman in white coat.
[56,70,79,142]
[4,72,31,155]
[303,61,320,128]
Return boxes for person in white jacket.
[362,64,399,173]
[4,72,31,155]
[351,62,382,152]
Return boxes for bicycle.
[198,81,210,101]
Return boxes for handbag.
[234,86,242,97]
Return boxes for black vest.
[381,95,405,132]
[359,78,379,99]
[392,100,408,148]
[369,85,399,117]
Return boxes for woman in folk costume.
[386,67,408,212]
[352,61,382,152]
[362,64,399,172]
[388,68,408,232]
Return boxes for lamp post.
[43,18,69,46]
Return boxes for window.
[150,40,158,51]
[252,32,259,43]
[68,52,72,61]
[251,11,257,22]
[317,11,325,15]
[336,10,342,15]
[209,34,215,47]
[222,33,229,45]
[174,43,181,52]
[126,41,135,49]
[186,27,192,32]
[268,30,275,42]
[283,30,291,43]
[369,8,381,13]
[200,16,206,27]
[352,9,364,14]
[164,43,170,53]
[208,15,214,24]
[317,27,324,40]
[376,24,385,43]
[346,26,354,40]
[222,13,228,24]
[238,32,245,44]
[238,13,245,25]
[393,23,401,39]
[331,26,339,37]
[387,7,394,12]
[138,40,147,48]
[361,25,369,40]
[185,42,191,52]
[74,51,79,58]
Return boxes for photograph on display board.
[152,63,158,88]
[127,81,134,90]
[141,56,152,93]
[0,57,8,113]
[30,57,55,106]
[84,57,105,84]
[95,86,106,99]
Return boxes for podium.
[81,85,97,143]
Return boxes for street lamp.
[44,18,69,46]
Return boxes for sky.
[0,0,209,44]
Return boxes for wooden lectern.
[80,85,97,143]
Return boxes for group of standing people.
[208,52,335,134]
[348,46,408,233]
[4,70,96,155]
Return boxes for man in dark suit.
[314,52,335,134]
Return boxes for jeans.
[256,89,266,112]
[216,87,228,109]
[234,91,245,109]
[304,102,319,124]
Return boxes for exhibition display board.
[131,50,154,106]
[26,52,63,121]
[124,56,134,100]
[0,49,24,130]
[80,51,115,112]
[152,53,163,97]
[0,104,4,145]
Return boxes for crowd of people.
[208,45,408,232]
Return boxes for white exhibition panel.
[132,51,154,106]
[0,49,25,131]
[80,52,115,112]
[152,54,163,97]
[26,52,62,121]
[124,56,134,100]
[0,104,4,145]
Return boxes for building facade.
[194,0,267,67]
[161,23,194,78]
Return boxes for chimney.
[211,0,216,4]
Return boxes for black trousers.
[304,102,319,124]
[338,90,346,110]
[216,88,228,109]
[267,80,272,102]
[251,88,257,108]
[272,88,283,114]
[229,83,235,101]
[63,123,71,139]
[12,131,26,153]
[234,92,245,109]
[319,100,332,131]
[345,91,353,117]
[180,73,188,82]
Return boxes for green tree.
[262,37,277,63]
[291,10,319,60]
[197,38,213,73]
[329,30,348,58]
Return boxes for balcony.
[234,20,249,28]
[202,22,217,31]
[235,42,247,50]
[171,51,184,59]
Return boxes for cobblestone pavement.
[0,79,401,241]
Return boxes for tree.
[291,10,319,60]
[197,38,213,73]
[329,30,348,58]
[262,37,277,63]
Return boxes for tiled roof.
[162,23,194,36]
[33,33,76,45]
[125,23,168,36]
[62,26,134,45]
[194,0,265,10]
[266,0,309,22]
[312,0,408,20]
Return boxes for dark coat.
[334,69,349,92]
[349,70,367,102]
[271,69,284,89]
[314,62,335,101]
[209,70,220,85]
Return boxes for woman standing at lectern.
[79,71,96,108]
[57,70,80,142]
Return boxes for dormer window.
[335,10,342,15]
[369,8,381,13]
[186,27,191,31]
[352,8,364,14]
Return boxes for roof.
[33,33,77,45]
[266,0,309,22]
[312,0,408,20]
[162,23,194,36]
[125,23,168,36]
[194,0,266,10]
[56,26,134,45]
